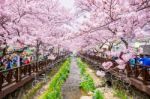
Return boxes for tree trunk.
[35,40,41,72]
[121,37,128,49]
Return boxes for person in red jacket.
[24,58,30,65]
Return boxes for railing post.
[28,64,31,75]
[135,65,140,78]
[45,60,47,67]
[24,65,27,75]
[7,70,13,84]
[142,68,149,85]
[40,62,42,71]
[36,62,38,72]
[18,67,22,81]
[126,62,132,77]
[33,63,36,72]
[15,68,19,82]
[0,72,3,91]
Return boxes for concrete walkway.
[62,58,81,99]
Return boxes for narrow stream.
[62,58,81,99]
[62,58,117,99]
[26,58,118,99]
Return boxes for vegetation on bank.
[23,60,65,99]
[39,58,71,99]
[93,89,104,99]
[113,89,128,99]
[23,82,44,99]
[112,79,134,99]
[77,58,104,99]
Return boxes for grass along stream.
[79,58,134,99]
[23,57,129,99]
[39,58,71,99]
[77,58,104,99]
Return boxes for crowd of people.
[0,54,32,71]
[111,54,150,67]
[129,55,150,67]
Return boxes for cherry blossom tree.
[75,0,149,48]
[74,0,150,71]
[0,0,73,61]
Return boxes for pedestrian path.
[62,58,81,99]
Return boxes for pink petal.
[96,70,105,77]
[115,59,125,65]
[102,61,113,70]
[117,64,126,70]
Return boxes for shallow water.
[62,58,81,99]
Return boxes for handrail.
[0,54,70,92]
[79,54,150,85]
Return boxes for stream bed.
[62,58,81,99]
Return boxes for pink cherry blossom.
[102,61,113,70]
[0,0,149,61]
[48,54,56,60]
[115,59,125,65]
[96,70,105,77]
[138,47,143,54]
[105,51,112,56]
[111,51,121,57]
[122,53,135,62]
[0,0,5,5]
[117,64,126,70]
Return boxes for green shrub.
[77,58,95,92]
[23,82,44,99]
[93,89,104,99]
[113,89,128,99]
[39,58,71,99]
[80,74,95,92]
[23,60,66,99]
[77,58,104,99]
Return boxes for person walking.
[6,58,12,69]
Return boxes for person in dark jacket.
[6,59,12,69]
[20,56,23,66]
